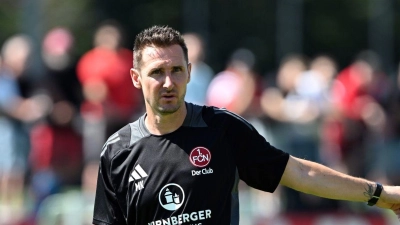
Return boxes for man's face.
[131,44,191,115]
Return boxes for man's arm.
[280,156,400,214]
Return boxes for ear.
[187,63,192,84]
[130,68,142,89]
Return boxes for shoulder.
[100,124,131,159]
[202,105,255,131]
[100,117,148,159]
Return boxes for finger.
[395,209,400,220]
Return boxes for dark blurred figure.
[260,54,316,125]
[76,21,143,162]
[260,54,316,154]
[0,34,47,225]
[260,54,340,213]
[182,33,213,106]
[41,27,83,108]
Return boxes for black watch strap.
[367,182,383,206]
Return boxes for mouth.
[160,93,177,100]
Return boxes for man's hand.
[376,186,400,220]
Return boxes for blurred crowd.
[1,21,400,225]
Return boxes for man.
[93,25,400,225]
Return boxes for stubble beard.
[157,99,183,115]
[148,90,186,116]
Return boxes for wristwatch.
[367,182,383,206]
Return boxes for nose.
[163,73,174,90]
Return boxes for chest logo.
[158,183,185,211]
[129,164,148,191]
[189,147,211,167]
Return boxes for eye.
[172,67,183,73]
[151,69,162,75]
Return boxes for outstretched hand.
[390,205,400,221]
[376,186,400,221]
[395,208,400,221]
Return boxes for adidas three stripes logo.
[129,164,148,183]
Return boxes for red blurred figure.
[322,51,387,177]
[29,101,83,185]
[77,21,142,130]
[206,48,258,116]
[76,21,142,161]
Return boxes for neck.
[145,103,187,135]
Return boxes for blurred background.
[1,0,400,224]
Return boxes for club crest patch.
[189,147,211,167]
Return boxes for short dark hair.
[133,25,188,70]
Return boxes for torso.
[94,102,289,225]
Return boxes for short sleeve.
[93,154,126,225]
[227,113,289,192]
